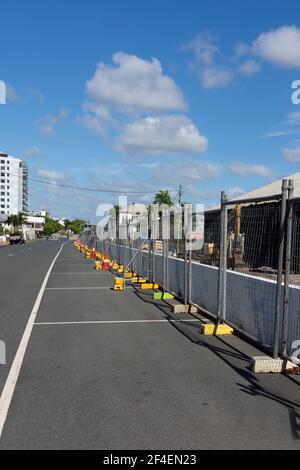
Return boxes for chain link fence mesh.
[79,185,300,359]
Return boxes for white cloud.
[226,186,245,198]
[36,108,70,137]
[228,161,274,178]
[154,159,221,184]
[24,146,41,157]
[286,111,300,125]
[201,67,233,89]
[282,146,300,163]
[37,169,65,181]
[27,88,44,103]
[86,52,187,114]
[253,25,300,69]
[239,60,261,76]
[181,33,219,65]
[76,102,113,137]
[115,115,208,156]
[77,114,106,137]
[182,33,234,89]
[6,84,19,101]
[234,42,251,58]
[260,130,288,139]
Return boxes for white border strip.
[51,272,110,275]
[45,286,117,290]
[0,241,68,438]
[35,319,202,326]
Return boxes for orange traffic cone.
[102,252,110,270]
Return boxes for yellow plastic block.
[201,324,234,336]
[131,277,138,283]
[141,283,159,290]
[137,278,147,284]
[125,272,133,279]
[113,277,124,291]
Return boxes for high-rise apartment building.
[0,152,28,216]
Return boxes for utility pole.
[178,185,183,207]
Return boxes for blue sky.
[1,0,300,220]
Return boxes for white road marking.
[0,241,68,438]
[50,272,110,275]
[34,319,201,326]
[45,287,129,290]
[54,264,95,267]
[8,254,14,257]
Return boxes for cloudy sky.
[1,0,300,220]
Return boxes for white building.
[0,152,28,216]
[23,215,45,240]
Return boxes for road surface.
[0,241,299,449]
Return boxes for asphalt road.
[0,239,66,393]
[0,242,300,449]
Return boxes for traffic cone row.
[73,243,159,292]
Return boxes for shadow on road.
[133,287,300,441]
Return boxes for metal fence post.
[217,191,227,323]
[152,240,156,284]
[162,238,166,292]
[281,179,294,357]
[148,238,152,282]
[166,238,170,292]
[274,179,288,359]
[188,244,192,305]
[184,239,188,306]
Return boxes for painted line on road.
[54,264,96,267]
[34,319,202,326]
[50,272,111,275]
[45,286,131,290]
[0,241,68,439]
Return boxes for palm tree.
[7,212,26,232]
[153,190,173,207]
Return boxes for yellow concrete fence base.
[201,324,234,336]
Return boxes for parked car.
[9,234,25,245]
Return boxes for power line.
[7,172,179,195]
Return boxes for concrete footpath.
[0,242,299,449]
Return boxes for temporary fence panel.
[84,179,299,360]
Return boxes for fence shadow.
[133,286,300,441]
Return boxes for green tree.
[7,212,26,232]
[67,219,86,234]
[153,190,173,207]
[43,217,61,236]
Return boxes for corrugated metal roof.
[206,172,300,213]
